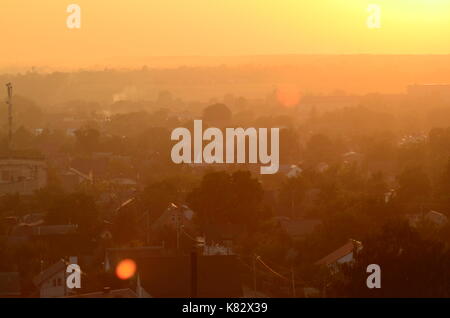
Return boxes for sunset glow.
[1,1,450,69]
[1,0,450,303]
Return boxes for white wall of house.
[39,271,66,298]
[204,244,233,255]
[336,252,354,265]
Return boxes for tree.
[75,126,100,154]
[187,170,263,227]
[141,179,180,222]
[202,103,232,127]
[45,192,99,236]
[396,166,431,209]
[278,175,308,217]
[305,134,335,164]
[328,219,450,297]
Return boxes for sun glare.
[116,259,137,280]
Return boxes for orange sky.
[1,0,450,68]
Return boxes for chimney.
[190,248,198,298]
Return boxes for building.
[407,84,450,101]
[407,210,449,228]
[315,239,362,268]
[0,272,21,297]
[151,204,195,233]
[202,223,246,255]
[0,156,47,195]
[137,255,243,298]
[59,167,93,192]
[33,260,68,298]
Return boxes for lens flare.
[115,259,137,280]
[276,84,301,108]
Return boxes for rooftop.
[315,239,362,266]
[64,288,138,298]
[137,255,243,298]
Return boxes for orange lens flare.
[276,84,301,108]
[115,259,137,280]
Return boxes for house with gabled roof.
[315,239,362,268]
[34,257,80,298]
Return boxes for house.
[407,84,450,102]
[278,218,322,241]
[286,165,303,178]
[32,224,78,236]
[277,164,302,178]
[7,213,45,235]
[202,224,246,255]
[151,204,195,232]
[0,156,47,195]
[34,259,69,298]
[31,225,80,254]
[315,239,362,267]
[21,213,45,225]
[316,162,330,173]
[137,255,243,298]
[342,151,363,165]
[70,156,108,181]
[0,272,21,297]
[60,167,93,192]
[425,211,448,226]
[110,177,138,187]
[407,210,449,228]
[7,223,78,250]
[384,189,396,204]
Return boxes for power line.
[254,255,289,281]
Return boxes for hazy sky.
[1,0,450,68]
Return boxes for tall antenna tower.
[5,83,13,150]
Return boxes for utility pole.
[5,83,13,150]
[291,266,296,298]
[176,209,180,251]
[146,210,150,245]
[170,203,181,251]
[253,256,257,297]
[190,247,198,298]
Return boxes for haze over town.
[0,1,450,299]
